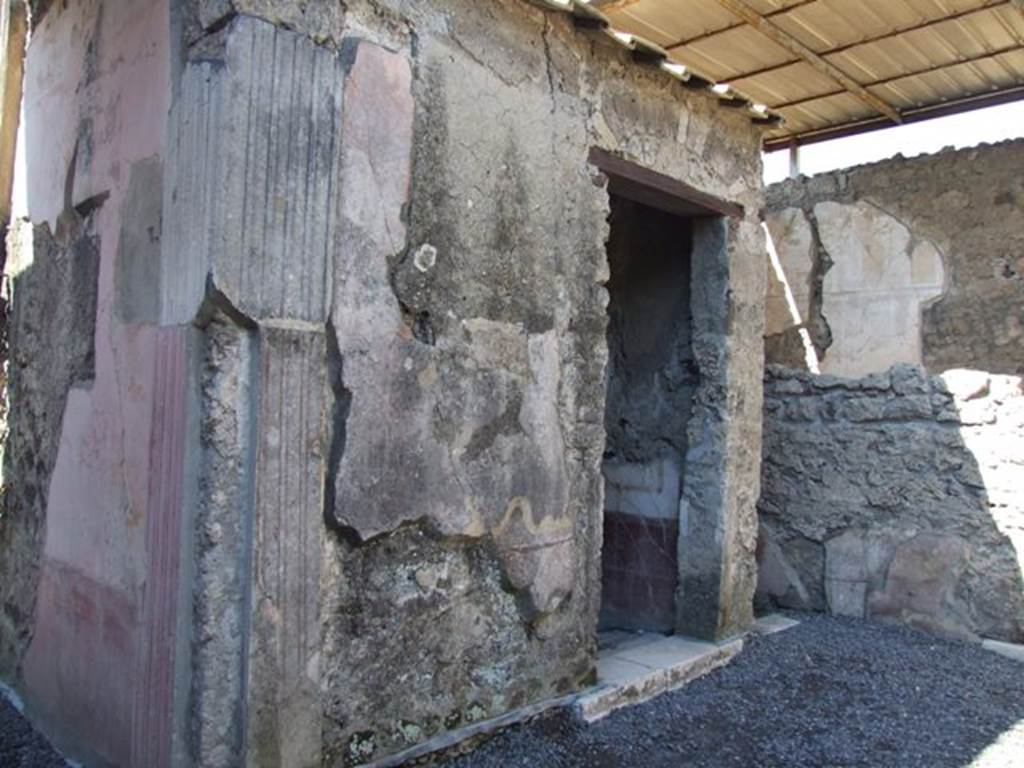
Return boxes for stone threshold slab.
[982,638,1024,664]
[751,613,801,636]
[575,633,744,723]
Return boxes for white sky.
[763,100,1024,184]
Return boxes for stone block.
[755,525,815,609]
[838,396,887,422]
[784,398,819,422]
[867,533,974,641]
[826,580,867,618]
[982,639,1024,664]
[767,376,808,395]
[750,614,801,636]
[860,370,892,391]
[825,530,868,617]
[577,637,743,723]
[891,364,931,395]
[882,395,933,420]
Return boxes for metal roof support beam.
[710,0,903,125]
[763,84,1024,150]
[770,43,1024,112]
[723,0,1012,85]
[664,0,819,49]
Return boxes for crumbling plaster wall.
[758,365,1024,643]
[174,0,766,764]
[764,140,1024,377]
[0,1,179,766]
[1,0,768,766]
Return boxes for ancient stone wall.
[759,142,1024,644]
[0,0,768,765]
[758,364,1024,643]
[764,140,1024,377]
[177,1,765,763]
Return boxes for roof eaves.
[521,0,786,131]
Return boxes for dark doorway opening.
[599,194,698,634]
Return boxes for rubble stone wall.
[758,364,1024,643]
[759,143,1024,645]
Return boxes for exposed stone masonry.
[758,364,1024,643]
[0,217,99,676]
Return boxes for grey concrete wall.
[758,364,1024,643]
[1,1,768,766]
[764,140,1024,377]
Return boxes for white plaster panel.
[814,200,945,377]
[603,457,681,521]
[764,206,814,335]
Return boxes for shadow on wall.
[756,363,1024,644]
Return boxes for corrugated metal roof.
[589,0,1024,148]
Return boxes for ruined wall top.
[765,138,1024,377]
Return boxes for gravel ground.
[0,689,66,767]
[442,614,1024,768]
[1,614,1022,767]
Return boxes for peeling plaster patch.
[809,200,945,378]
[766,140,1024,375]
[0,215,100,674]
[115,157,162,324]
